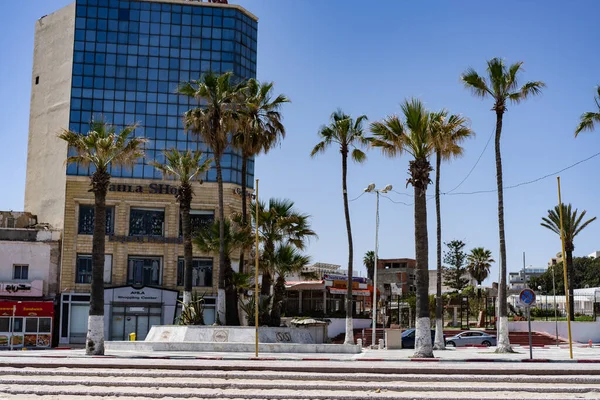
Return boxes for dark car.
[400,328,444,349]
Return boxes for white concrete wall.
[509,320,600,343]
[327,318,372,339]
[0,241,60,296]
[24,4,75,230]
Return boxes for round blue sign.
[519,289,536,306]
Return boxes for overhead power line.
[349,149,600,204]
[444,128,494,195]
[446,150,600,196]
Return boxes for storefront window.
[176,257,213,287]
[25,318,37,333]
[0,318,8,332]
[129,208,164,236]
[76,254,112,284]
[39,318,51,333]
[78,205,114,235]
[13,318,23,332]
[127,257,162,286]
[179,210,214,237]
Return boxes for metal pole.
[254,179,259,358]
[10,305,15,351]
[371,191,380,348]
[557,177,573,359]
[552,262,558,346]
[522,252,526,290]
[527,306,533,360]
[397,294,400,327]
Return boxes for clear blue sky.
[2,0,600,285]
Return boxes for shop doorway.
[110,305,161,341]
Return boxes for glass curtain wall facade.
[67,0,257,186]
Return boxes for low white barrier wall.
[509,320,600,343]
[327,318,372,339]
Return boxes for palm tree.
[370,98,436,358]
[430,111,474,349]
[178,72,246,325]
[363,250,375,281]
[541,203,596,321]
[311,109,368,345]
[193,218,253,325]
[575,86,600,136]
[461,58,545,353]
[467,248,494,286]
[270,244,311,327]
[151,149,212,307]
[233,79,290,274]
[59,119,146,355]
[252,198,317,325]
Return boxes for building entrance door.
[111,304,162,341]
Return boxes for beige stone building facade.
[58,177,244,343]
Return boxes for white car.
[445,331,497,347]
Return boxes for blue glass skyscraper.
[68,0,257,184]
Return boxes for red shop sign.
[0,301,54,317]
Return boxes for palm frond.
[461,68,491,98]
[575,112,600,137]
[509,81,546,104]
[351,148,367,163]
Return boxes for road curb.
[1,354,600,364]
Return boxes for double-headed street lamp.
[364,183,392,348]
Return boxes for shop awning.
[328,288,371,296]
[285,280,324,290]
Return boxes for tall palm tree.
[270,244,311,327]
[193,218,253,325]
[370,98,436,358]
[178,72,246,325]
[541,203,596,321]
[59,119,146,355]
[461,58,545,353]
[467,248,494,286]
[233,79,290,273]
[363,250,375,281]
[311,109,368,345]
[151,149,212,307]
[252,198,317,325]
[575,86,600,136]
[430,111,474,349]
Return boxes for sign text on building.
[109,183,179,196]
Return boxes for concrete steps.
[0,366,599,399]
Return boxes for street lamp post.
[364,183,392,348]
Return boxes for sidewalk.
[4,344,600,364]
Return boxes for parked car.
[400,328,445,349]
[445,331,497,347]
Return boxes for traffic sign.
[519,288,536,307]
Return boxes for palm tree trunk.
[271,274,286,327]
[341,150,355,345]
[433,152,445,350]
[238,155,248,274]
[261,241,273,296]
[215,156,227,324]
[494,110,513,353]
[566,250,575,321]
[181,185,193,307]
[224,255,240,326]
[87,170,109,356]
[412,159,433,358]
[260,242,273,325]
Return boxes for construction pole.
[557,176,573,359]
[254,179,259,358]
